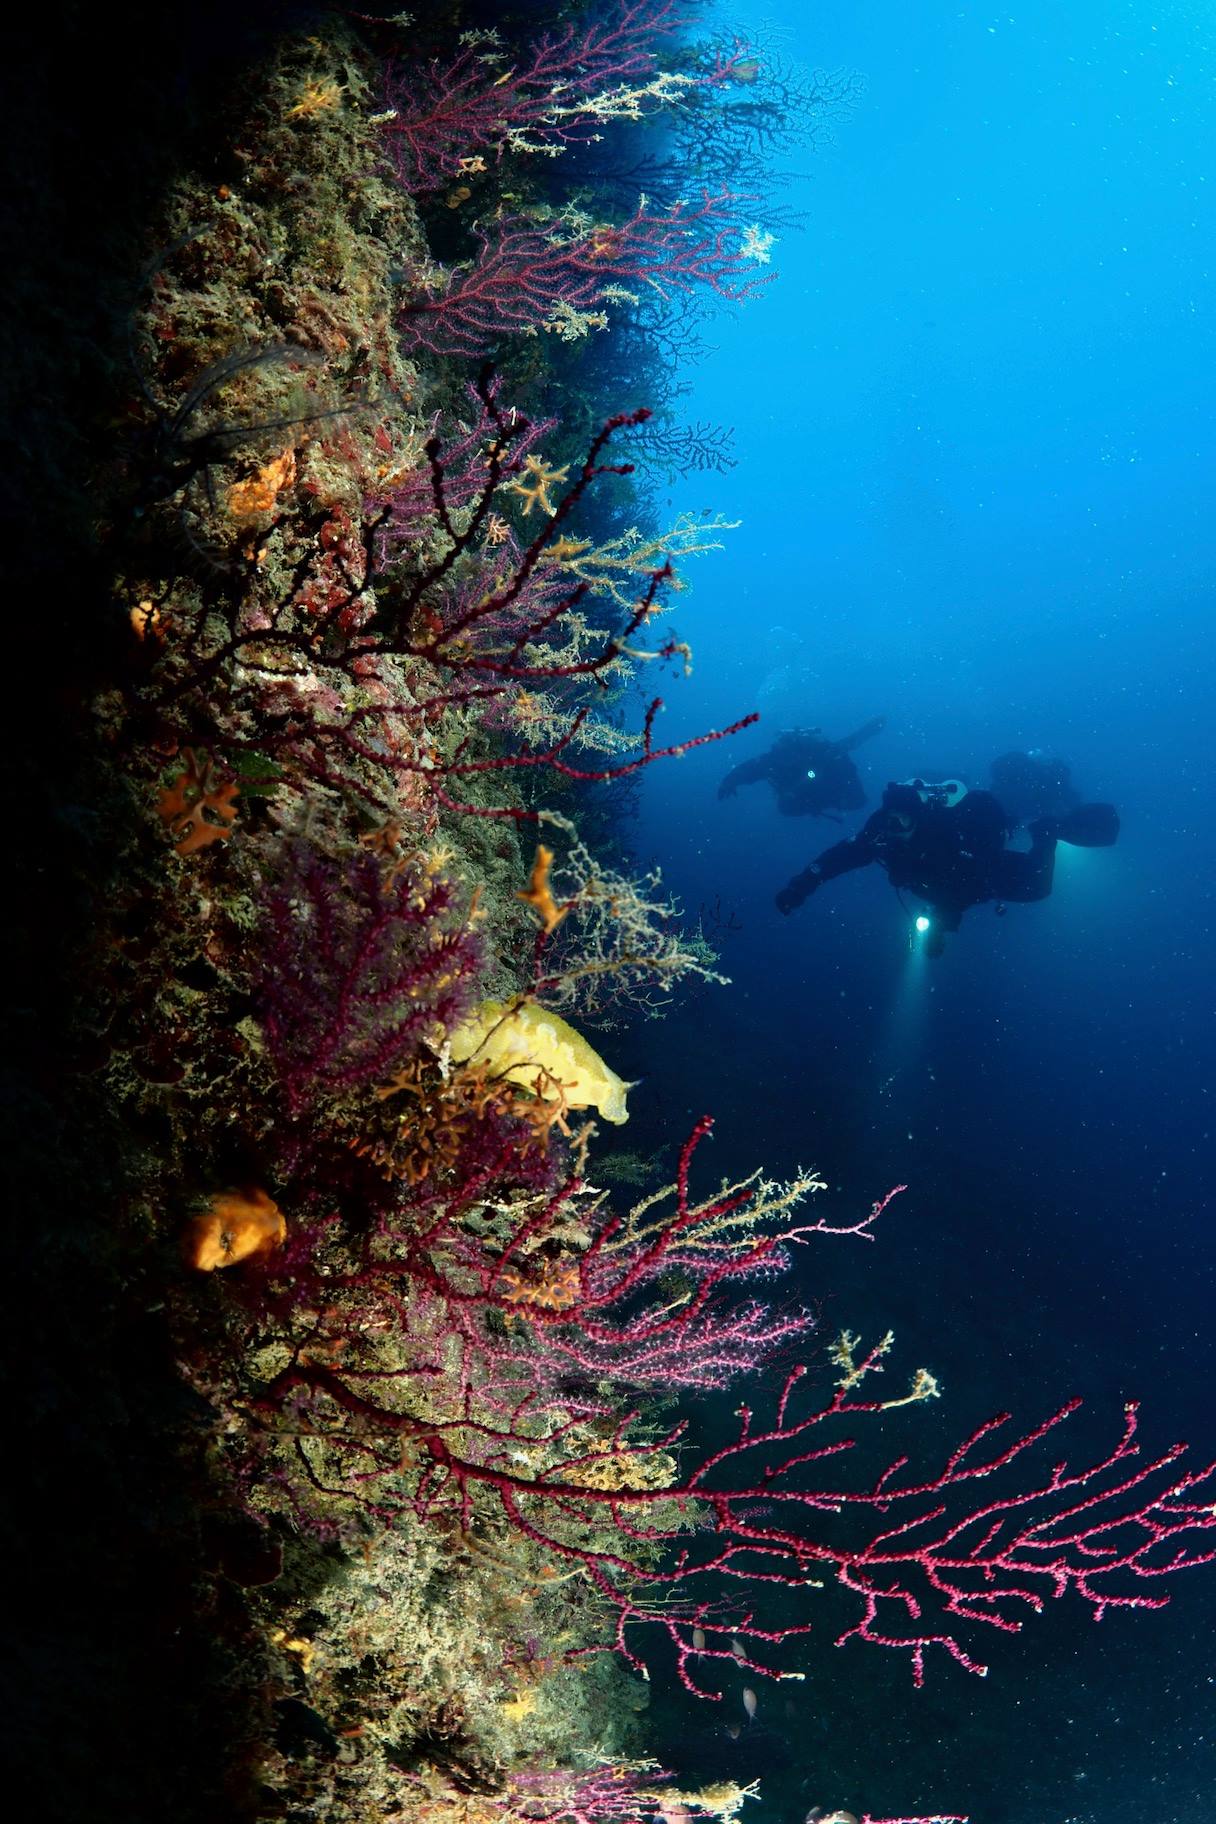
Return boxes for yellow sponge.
[447,999,630,1124]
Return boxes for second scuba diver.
[718,717,886,819]
[775,777,1119,954]
[988,749,1081,827]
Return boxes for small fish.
[730,1636,747,1661]
[692,1626,706,1650]
[742,1686,758,1720]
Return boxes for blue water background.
[616,5,1216,1819]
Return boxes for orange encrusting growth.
[227,447,298,520]
[516,844,569,934]
[156,749,240,856]
[186,1188,287,1270]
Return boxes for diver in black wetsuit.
[775,777,1119,953]
[718,717,886,819]
[988,749,1081,828]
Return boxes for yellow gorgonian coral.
[498,1255,582,1311]
[562,1445,679,1493]
[507,454,569,517]
[516,844,570,934]
[285,81,344,119]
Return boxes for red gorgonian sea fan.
[380,1,693,195]
[135,373,757,824]
[257,841,483,1115]
[397,194,775,360]
[217,1106,1216,1698]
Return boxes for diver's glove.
[775,865,822,915]
[717,774,739,800]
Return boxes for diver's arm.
[775,831,877,914]
[815,832,880,881]
[718,753,773,798]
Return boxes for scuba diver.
[775,776,1119,954]
[988,749,1081,828]
[718,717,886,819]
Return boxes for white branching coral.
[532,826,729,1026]
[541,299,611,341]
[830,1328,942,1408]
[541,511,739,610]
[508,684,639,756]
[610,1163,827,1267]
[503,71,698,158]
[740,223,777,264]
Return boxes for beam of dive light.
[872,913,932,1128]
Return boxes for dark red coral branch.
[381,2,691,194]
[257,844,483,1113]
[136,374,756,824]
[221,1102,1216,1697]
[398,194,774,359]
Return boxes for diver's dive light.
[915,915,931,934]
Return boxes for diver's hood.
[901,777,968,809]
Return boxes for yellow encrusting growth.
[269,1628,317,1673]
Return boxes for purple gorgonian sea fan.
[257,841,483,1115]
